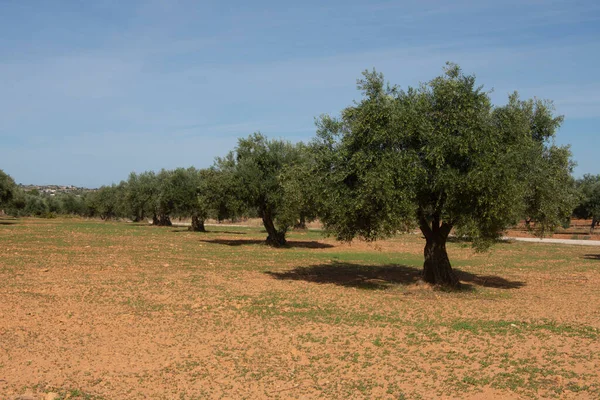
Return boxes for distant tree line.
[1,64,598,287]
[0,134,317,244]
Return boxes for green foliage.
[199,166,245,222]
[123,171,157,222]
[0,169,17,207]
[85,185,124,220]
[23,193,50,216]
[152,169,176,225]
[574,174,600,230]
[168,167,209,230]
[4,188,90,218]
[280,142,321,228]
[522,145,577,235]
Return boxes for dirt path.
[503,236,600,246]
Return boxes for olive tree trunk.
[261,210,286,247]
[418,213,460,288]
[153,214,172,226]
[189,215,206,232]
[132,211,145,223]
[294,214,307,230]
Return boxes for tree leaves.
[312,64,575,249]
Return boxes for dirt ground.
[1,218,599,399]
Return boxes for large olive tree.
[312,64,574,288]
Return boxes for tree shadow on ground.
[171,228,247,235]
[0,220,18,225]
[582,254,600,260]
[199,238,334,249]
[266,262,526,291]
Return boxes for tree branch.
[418,209,433,239]
[432,214,440,235]
[440,221,453,239]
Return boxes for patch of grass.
[449,319,599,339]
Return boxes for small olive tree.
[213,133,304,246]
[169,167,208,232]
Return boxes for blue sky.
[1,0,599,187]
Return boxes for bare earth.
[1,218,599,399]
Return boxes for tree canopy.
[311,64,575,287]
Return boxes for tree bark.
[153,214,172,226]
[262,210,286,246]
[422,236,460,288]
[418,212,460,288]
[132,209,145,223]
[294,214,307,230]
[189,215,206,232]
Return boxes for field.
[1,218,599,399]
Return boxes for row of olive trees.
[2,64,596,287]
[88,136,320,244]
[0,143,317,241]
[85,168,215,231]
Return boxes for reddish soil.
[1,218,599,399]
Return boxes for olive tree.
[312,64,574,288]
[574,174,600,232]
[213,133,304,246]
[280,142,320,230]
[86,184,124,220]
[522,144,577,234]
[200,166,246,223]
[123,171,157,222]
[151,169,175,226]
[169,167,208,232]
[0,169,17,210]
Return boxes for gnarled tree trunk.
[261,210,286,247]
[418,212,460,288]
[422,235,459,287]
[189,215,206,232]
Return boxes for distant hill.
[18,184,96,196]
